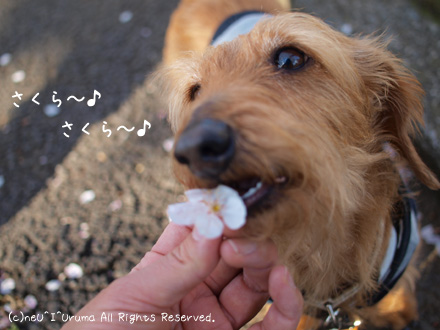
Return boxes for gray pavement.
[0,1,439,329]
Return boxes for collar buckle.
[322,303,362,330]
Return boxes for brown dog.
[156,0,440,329]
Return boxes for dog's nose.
[174,118,235,179]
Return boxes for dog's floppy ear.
[354,37,439,189]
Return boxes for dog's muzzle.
[174,118,235,179]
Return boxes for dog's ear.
[354,37,439,189]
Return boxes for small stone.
[45,279,61,292]
[108,199,122,212]
[135,163,145,174]
[119,10,133,23]
[0,175,4,188]
[0,53,11,66]
[79,190,95,204]
[340,23,353,35]
[64,263,84,279]
[0,278,15,295]
[96,151,107,163]
[11,70,25,83]
[43,104,61,117]
[24,295,38,309]
[162,138,174,153]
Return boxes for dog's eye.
[188,84,201,101]
[274,47,308,71]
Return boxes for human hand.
[62,223,303,329]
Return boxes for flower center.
[212,203,221,213]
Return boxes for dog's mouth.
[222,176,287,212]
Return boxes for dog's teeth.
[242,181,262,199]
[275,176,286,183]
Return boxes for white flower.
[167,185,247,239]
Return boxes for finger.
[221,238,279,292]
[252,265,303,330]
[219,272,270,328]
[204,258,240,296]
[215,239,279,328]
[204,238,277,298]
[122,228,222,309]
[132,222,191,271]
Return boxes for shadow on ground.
[0,0,439,329]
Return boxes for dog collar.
[368,194,419,305]
[308,192,420,329]
[211,11,269,46]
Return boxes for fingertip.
[187,227,222,268]
[269,265,303,319]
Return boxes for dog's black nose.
[174,118,235,179]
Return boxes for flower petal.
[214,185,240,204]
[194,213,224,239]
[185,188,211,202]
[221,195,247,230]
[167,202,209,226]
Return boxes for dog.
[155,0,440,328]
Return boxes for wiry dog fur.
[156,0,440,329]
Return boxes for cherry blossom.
[167,185,247,239]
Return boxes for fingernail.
[228,240,239,253]
[228,240,257,255]
[192,228,205,242]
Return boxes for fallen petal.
[45,279,61,292]
[108,199,122,212]
[24,295,38,309]
[64,263,84,279]
[44,104,61,117]
[79,190,95,204]
[11,70,25,83]
[119,10,133,23]
[0,53,11,66]
[421,225,440,245]
[162,138,174,153]
[0,278,15,295]
[340,23,353,35]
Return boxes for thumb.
[121,228,221,308]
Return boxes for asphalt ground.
[0,1,439,329]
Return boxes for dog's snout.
[174,118,235,179]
